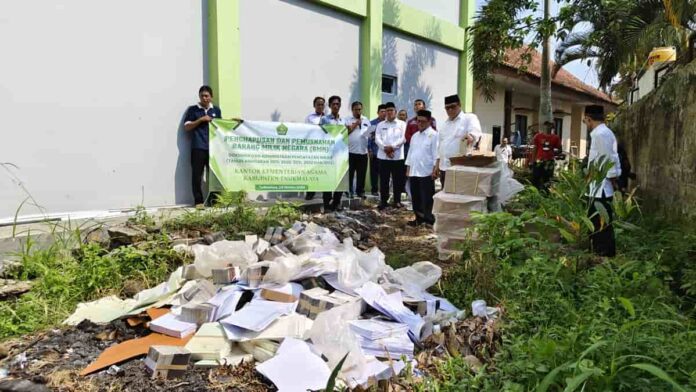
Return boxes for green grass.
[420,162,696,391]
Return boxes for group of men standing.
[302,93,482,226]
[183,86,621,258]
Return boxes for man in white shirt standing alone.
[405,110,439,226]
[435,94,482,187]
[344,101,372,198]
[494,137,513,166]
[375,102,407,210]
[584,105,621,257]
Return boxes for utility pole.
[539,0,554,128]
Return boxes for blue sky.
[475,0,600,87]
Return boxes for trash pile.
[433,159,524,260]
[60,221,470,390]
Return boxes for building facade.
[1,0,478,220]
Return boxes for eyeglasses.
[445,104,458,110]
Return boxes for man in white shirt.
[344,101,372,199]
[319,95,346,212]
[494,137,513,165]
[435,94,483,187]
[304,97,326,201]
[375,102,407,210]
[405,110,439,226]
[584,104,621,257]
[304,96,325,125]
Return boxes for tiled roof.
[500,46,615,104]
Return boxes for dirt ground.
[0,203,497,392]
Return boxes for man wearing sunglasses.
[435,94,482,186]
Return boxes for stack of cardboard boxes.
[433,164,501,260]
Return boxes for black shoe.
[333,204,344,212]
[377,204,388,211]
[324,205,334,213]
[407,220,422,227]
[358,194,367,199]
[305,195,315,201]
[371,191,379,196]
[393,202,405,209]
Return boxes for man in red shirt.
[531,121,561,190]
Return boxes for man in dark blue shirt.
[184,85,222,206]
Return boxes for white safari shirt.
[495,144,512,163]
[375,119,407,160]
[587,123,621,198]
[438,111,482,170]
[305,112,324,125]
[343,115,371,154]
[405,127,439,177]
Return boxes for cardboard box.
[432,192,488,215]
[260,288,298,303]
[144,345,191,379]
[443,165,501,197]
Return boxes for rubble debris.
[0,280,32,300]
[0,379,50,392]
[82,226,110,248]
[107,225,148,246]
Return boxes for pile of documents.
[72,220,463,389]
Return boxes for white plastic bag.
[337,239,386,290]
[192,240,258,277]
[389,261,442,296]
[309,303,367,380]
[496,163,525,206]
[261,255,303,286]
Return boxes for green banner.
[209,119,349,192]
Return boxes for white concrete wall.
[473,86,505,151]
[239,0,361,122]
[553,100,573,153]
[382,29,459,123]
[398,0,460,25]
[0,0,205,220]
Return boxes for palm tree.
[554,0,696,96]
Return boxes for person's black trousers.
[323,191,342,211]
[379,159,405,206]
[369,155,380,194]
[532,160,555,190]
[410,176,435,224]
[191,148,209,205]
[348,153,368,196]
[588,196,616,257]
[440,170,446,190]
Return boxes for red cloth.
[533,133,561,161]
[405,117,437,143]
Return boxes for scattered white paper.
[355,282,424,340]
[222,313,313,342]
[220,300,295,332]
[149,312,197,338]
[256,338,331,392]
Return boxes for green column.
[360,0,383,117]
[458,0,475,112]
[208,0,241,117]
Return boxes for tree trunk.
[539,0,554,128]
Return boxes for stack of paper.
[349,319,409,340]
[206,287,245,321]
[144,345,191,379]
[184,322,232,362]
[172,279,216,306]
[357,332,414,360]
[220,300,295,332]
[244,264,270,288]
[149,313,197,339]
[297,288,361,320]
[211,266,240,284]
[179,302,218,325]
[222,313,313,342]
[355,282,425,340]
